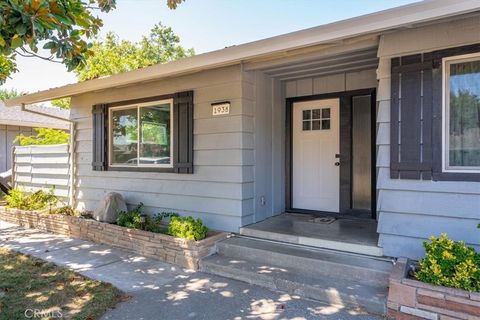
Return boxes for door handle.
[334,162,340,166]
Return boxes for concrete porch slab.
[241,213,383,256]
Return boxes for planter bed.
[387,258,480,320]
[0,206,227,270]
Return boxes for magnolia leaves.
[0,0,113,84]
[167,0,185,9]
[0,0,185,85]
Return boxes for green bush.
[116,203,144,229]
[415,234,480,292]
[4,188,58,211]
[168,215,208,241]
[115,203,209,240]
[116,203,174,233]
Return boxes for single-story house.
[0,102,69,172]
[5,0,480,261]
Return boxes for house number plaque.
[212,102,230,116]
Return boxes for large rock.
[93,192,127,223]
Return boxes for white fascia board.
[0,120,69,130]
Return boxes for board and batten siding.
[284,69,377,98]
[70,65,253,232]
[12,144,70,199]
[376,15,480,259]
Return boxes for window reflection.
[140,104,171,165]
[110,100,172,167]
[111,108,138,165]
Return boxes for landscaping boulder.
[93,192,127,223]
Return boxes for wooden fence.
[12,144,71,201]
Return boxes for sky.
[2,0,420,93]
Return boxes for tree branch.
[15,49,62,63]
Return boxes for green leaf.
[32,21,44,33]
[15,23,27,35]
[8,16,21,25]
[10,35,22,49]
[0,36,5,47]
[52,14,73,26]
[43,41,56,50]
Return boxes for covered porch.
[244,36,381,256]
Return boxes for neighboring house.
[5,0,480,260]
[0,102,69,172]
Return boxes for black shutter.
[173,91,194,173]
[92,104,108,171]
[390,53,433,180]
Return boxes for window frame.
[108,98,174,169]
[441,52,480,173]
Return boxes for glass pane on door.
[352,95,372,211]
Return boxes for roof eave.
[0,120,69,130]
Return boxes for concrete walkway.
[0,221,381,320]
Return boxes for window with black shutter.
[391,44,480,182]
[91,91,194,173]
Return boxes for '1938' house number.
[212,102,230,116]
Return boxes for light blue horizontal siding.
[378,189,480,219]
[378,211,479,246]
[376,17,480,259]
[379,233,480,260]
[71,65,255,232]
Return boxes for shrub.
[168,215,208,241]
[415,234,480,292]
[115,203,208,240]
[116,203,144,229]
[5,188,58,211]
[4,188,25,209]
[50,205,78,216]
[116,203,173,233]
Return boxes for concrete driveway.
[0,221,381,320]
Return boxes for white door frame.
[285,90,377,218]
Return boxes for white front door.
[292,98,340,212]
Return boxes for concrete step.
[200,252,389,315]
[216,236,392,287]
